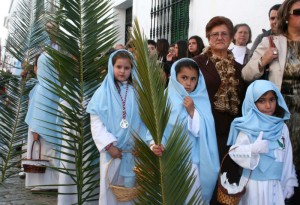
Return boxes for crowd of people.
[19,0,300,205]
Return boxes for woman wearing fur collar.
[193,16,247,195]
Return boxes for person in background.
[24,50,60,191]
[227,80,298,205]
[187,35,205,58]
[193,17,247,198]
[156,38,169,63]
[250,4,281,56]
[167,40,188,65]
[242,1,300,203]
[231,23,252,65]
[114,43,125,50]
[147,39,157,58]
[156,38,171,86]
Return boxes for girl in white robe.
[86,50,147,205]
[150,58,220,204]
[227,80,298,205]
[24,52,60,190]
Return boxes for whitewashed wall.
[115,0,283,47]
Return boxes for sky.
[0,0,11,46]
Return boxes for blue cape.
[25,52,61,144]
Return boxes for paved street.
[0,174,57,205]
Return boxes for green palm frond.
[131,19,203,205]
[41,0,117,203]
[5,0,47,66]
[0,76,35,183]
[0,0,46,183]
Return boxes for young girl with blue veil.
[87,50,147,205]
[151,58,220,204]
[227,80,298,205]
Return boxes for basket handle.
[219,147,252,187]
[106,149,132,186]
[30,139,42,160]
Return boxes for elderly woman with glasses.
[243,0,300,199]
[193,16,246,195]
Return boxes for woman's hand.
[107,146,122,159]
[260,47,278,68]
[183,96,195,118]
[166,50,175,61]
[151,144,164,157]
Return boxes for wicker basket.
[22,140,49,173]
[106,158,139,202]
[217,147,251,205]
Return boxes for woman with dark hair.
[167,40,188,63]
[156,38,169,63]
[193,16,246,188]
[242,1,300,200]
[231,23,252,65]
[187,35,205,58]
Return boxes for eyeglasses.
[289,8,300,16]
[209,32,230,39]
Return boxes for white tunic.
[57,99,99,205]
[91,114,134,205]
[229,124,298,205]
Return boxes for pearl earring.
[286,20,288,24]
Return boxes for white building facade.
[113,0,283,47]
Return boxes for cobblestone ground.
[0,174,57,205]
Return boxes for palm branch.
[41,0,117,203]
[0,76,35,183]
[131,19,203,205]
[5,0,47,67]
[0,0,47,183]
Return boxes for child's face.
[176,67,198,93]
[113,58,132,82]
[255,91,277,116]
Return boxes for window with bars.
[125,7,132,45]
[150,0,190,44]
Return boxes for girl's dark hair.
[34,54,41,66]
[187,35,205,57]
[176,40,188,60]
[157,38,170,60]
[175,60,200,77]
[272,91,285,118]
[112,51,133,83]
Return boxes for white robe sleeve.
[90,114,117,152]
[229,131,260,170]
[187,109,200,137]
[280,124,298,196]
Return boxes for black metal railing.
[150,0,189,43]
